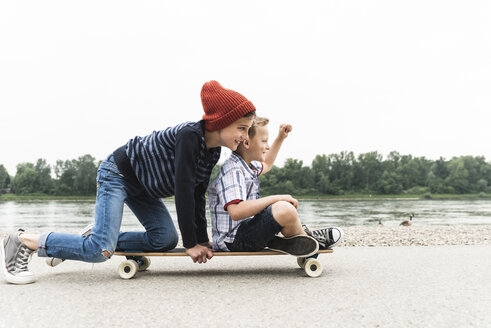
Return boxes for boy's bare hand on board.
[186,244,214,263]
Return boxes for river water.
[1,199,490,232]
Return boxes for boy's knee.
[272,201,298,222]
[93,245,116,262]
[147,231,179,251]
[84,239,115,262]
[84,249,113,263]
[164,232,179,250]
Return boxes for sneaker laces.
[302,224,313,236]
[302,225,329,248]
[13,245,34,274]
[316,228,335,240]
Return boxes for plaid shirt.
[208,152,263,251]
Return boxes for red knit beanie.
[201,80,256,131]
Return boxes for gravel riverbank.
[338,225,490,247]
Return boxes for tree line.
[260,151,491,196]
[0,155,99,196]
[1,151,490,196]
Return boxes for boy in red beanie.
[1,81,256,284]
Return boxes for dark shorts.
[225,205,282,252]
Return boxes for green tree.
[396,155,419,190]
[479,163,491,188]
[426,171,445,193]
[477,179,488,192]
[73,155,98,195]
[282,159,315,194]
[54,160,77,195]
[12,163,38,194]
[53,155,98,195]
[445,157,470,193]
[427,158,449,193]
[317,175,332,194]
[377,170,403,194]
[432,157,449,180]
[327,151,356,194]
[282,159,304,187]
[11,151,489,197]
[412,157,431,187]
[35,159,54,194]
[444,156,490,193]
[356,152,383,193]
[311,155,330,193]
[387,151,402,166]
[12,160,54,194]
[0,164,10,189]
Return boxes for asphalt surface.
[1,245,490,327]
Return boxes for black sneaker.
[267,235,319,257]
[46,224,93,267]
[303,225,344,249]
[1,230,35,284]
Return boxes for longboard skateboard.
[114,248,333,279]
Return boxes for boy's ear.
[242,139,250,149]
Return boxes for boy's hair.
[244,111,256,119]
[248,116,269,138]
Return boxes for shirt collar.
[231,152,260,177]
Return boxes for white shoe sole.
[46,224,93,267]
[46,257,64,267]
[0,240,35,285]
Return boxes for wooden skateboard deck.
[114,248,333,256]
[114,248,333,279]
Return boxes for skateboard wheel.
[297,257,307,269]
[137,256,151,272]
[118,260,138,279]
[304,258,323,278]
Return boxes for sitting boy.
[208,117,343,256]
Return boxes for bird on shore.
[378,219,384,227]
[400,213,414,226]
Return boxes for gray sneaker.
[46,224,93,267]
[1,230,36,284]
[303,225,344,249]
[267,235,319,257]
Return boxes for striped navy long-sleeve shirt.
[124,120,221,248]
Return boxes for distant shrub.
[477,179,488,192]
[444,186,456,194]
[406,186,429,194]
[422,192,432,199]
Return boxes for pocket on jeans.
[96,166,112,188]
[96,169,103,189]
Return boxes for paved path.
[1,245,490,327]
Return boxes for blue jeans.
[37,154,179,263]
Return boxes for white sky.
[1,1,490,176]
